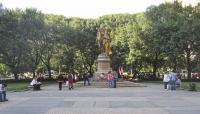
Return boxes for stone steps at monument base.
[74,81,146,88]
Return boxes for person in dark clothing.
[83,73,90,86]
[112,71,118,88]
[57,74,64,90]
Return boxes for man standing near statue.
[112,70,118,88]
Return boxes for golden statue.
[96,25,112,56]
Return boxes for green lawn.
[180,82,200,90]
[142,81,200,91]
[6,82,29,92]
[6,81,200,92]
[6,81,56,92]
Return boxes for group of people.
[28,69,120,91]
[57,70,119,90]
[29,72,89,91]
[163,71,181,90]
[0,80,8,102]
[106,71,118,88]
[57,72,77,90]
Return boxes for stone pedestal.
[93,54,111,81]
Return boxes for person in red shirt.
[68,72,74,90]
[107,71,113,88]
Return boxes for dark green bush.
[189,82,196,91]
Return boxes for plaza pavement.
[0,82,200,114]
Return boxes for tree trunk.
[13,72,18,80]
[173,58,177,72]
[59,65,61,74]
[152,54,158,80]
[152,63,157,79]
[186,50,192,79]
[47,65,51,78]
[32,71,36,78]
[89,64,93,77]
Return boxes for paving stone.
[0,82,200,114]
[45,108,169,114]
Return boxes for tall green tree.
[40,14,66,78]
[20,8,45,77]
[0,9,27,80]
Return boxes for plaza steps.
[74,81,146,88]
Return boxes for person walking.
[57,74,64,90]
[171,71,178,90]
[167,73,173,90]
[163,71,170,89]
[83,73,90,86]
[68,72,74,90]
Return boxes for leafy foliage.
[1,1,200,80]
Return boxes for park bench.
[28,84,42,90]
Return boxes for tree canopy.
[1,1,200,80]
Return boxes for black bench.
[28,84,41,90]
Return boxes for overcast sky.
[0,0,198,19]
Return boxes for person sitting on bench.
[30,77,41,90]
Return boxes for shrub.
[189,82,196,91]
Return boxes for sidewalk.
[0,82,200,114]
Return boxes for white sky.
[0,0,199,19]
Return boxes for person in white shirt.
[30,77,41,90]
[0,83,3,102]
[30,77,38,86]
[163,71,170,89]
[0,80,8,101]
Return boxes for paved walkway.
[0,82,200,114]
